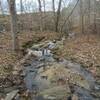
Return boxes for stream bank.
[0,39,100,100]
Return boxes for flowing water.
[22,48,100,100]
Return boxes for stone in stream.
[27,49,43,57]
[47,41,56,49]
[42,49,52,56]
[72,94,79,100]
[3,86,18,94]
[5,90,19,100]
[39,85,71,100]
[74,86,94,100]
[27,48,53,57]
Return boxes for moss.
[40,85,71,100]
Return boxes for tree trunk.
[43,0,46,30]
[38,0,43,32]
[55,0,62,32]
[43,0,45,13]
[8,0,19,52]
[80,0,84,34]
[52,0,56,31]
[20,0,23,14]
[87,0,91,26]
[94,0,97,33]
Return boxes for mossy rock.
[40,63,90,90]
[39,85,71,100]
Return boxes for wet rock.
[4,86,18,93]
[36,63,45,69]
[91,91,100,99]
[34,95,44,100]
[42,49,52,56]
[38,67,44,73]
[27,49,43,57]
[23,63,31,67]
[72,94,79,100]
[74,86,94,100]
[44,95,56,100]
[5,90,19,100]
[40,85,71,100]
[47,41,56,49]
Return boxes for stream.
[22,47,100,100]
[1,40,100,100]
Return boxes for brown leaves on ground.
[0,31,36,75]
[0,31,62,75]
[62,34,100,67]
[0,31,100,76]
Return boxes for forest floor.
[0,31,100,99]
[0,31,63,75]
[0,31,100,76]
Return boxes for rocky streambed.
[0,40,100,100]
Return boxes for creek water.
[23,48,100,100]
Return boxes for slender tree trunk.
[52,0,56,31]
[8,0,19,52]
[80,0,84,34]
[20,0,23,14]
[52,0,56,16]
[38,0,43,32]
[43,0,46,30]
[20,0,23,30]
[87,0,91,26]
[94,0,97,33]
[43,0,45,13]
[55,0,62,32]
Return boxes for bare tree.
[42,0,46,30]
[55,0,62,32]
[52,0,56,31]
[94,0,97,33]
[80,0,84,34]
[43,0,45,12]
[52,0,56,16]
[20,0,23,14]
[8,0,19,52]
[61,0,79,33]
[87,0,91,26]
[38,0,43,32]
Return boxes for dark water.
[23,51,100,100]
[61,59,95,89]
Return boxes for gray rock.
[5,90,19,100]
